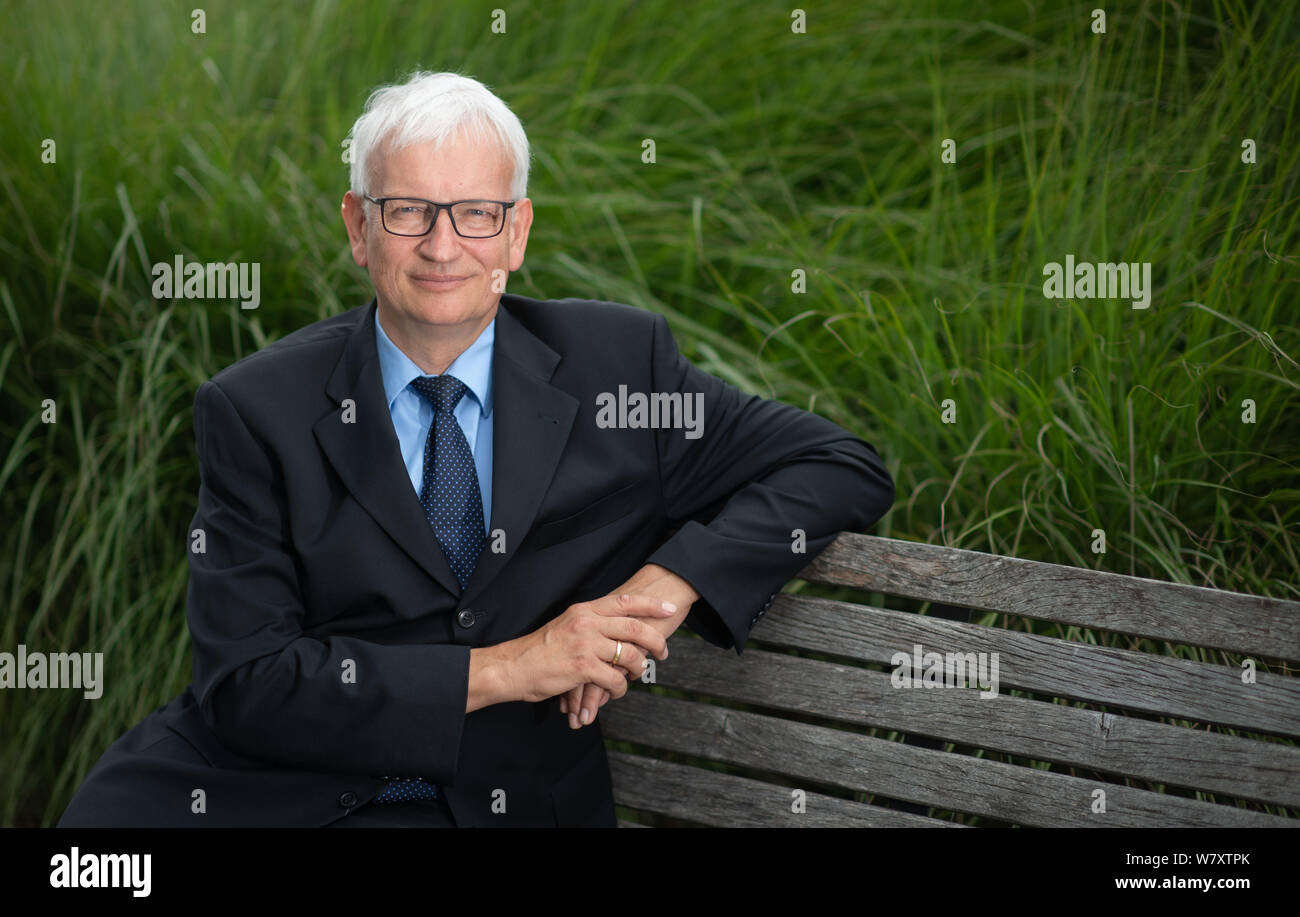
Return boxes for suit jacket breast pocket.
[529,481,640,550]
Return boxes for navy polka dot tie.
[371,775,441,804]
[409,374,485,589]
[371,375,483,808]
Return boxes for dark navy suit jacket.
[58,294,894,827]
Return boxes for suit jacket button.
[457,608,477,628]
[339,791,358,808]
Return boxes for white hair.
[346,70,530,203]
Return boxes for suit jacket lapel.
[313,297,578,606]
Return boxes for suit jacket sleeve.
[185,379,470,781]
[642,312,895,653]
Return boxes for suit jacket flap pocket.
[530,482,639,549]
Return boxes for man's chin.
[391,294,495,329]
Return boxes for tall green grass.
[1,0,1296,825]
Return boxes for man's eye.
[396,206,424,215]
[466,208,488,217]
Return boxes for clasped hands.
[498,563,697,730]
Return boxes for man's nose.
[419,208,462,256]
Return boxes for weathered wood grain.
[606,752,961,827]
[750,593,1300,735]
[630,637,1300,808]
[799,534,1300,661]
[602,692,1292,827]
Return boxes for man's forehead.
[371,133,512,194]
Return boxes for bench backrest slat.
[607,750,959,827]
[800,534,1300,662]
[759,594,1300,736]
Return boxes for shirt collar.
[374,306,495,416]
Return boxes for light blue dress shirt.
[374,309,494,534]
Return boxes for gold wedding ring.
[610,640,623,667]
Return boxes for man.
[58,71,894,828]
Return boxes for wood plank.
[603,693,1292,827]
[749,593,1300,736]
[799,534,1300,661]
[637,636,1300,808]
[606,752,962,827]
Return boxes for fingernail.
[568,713,578,729]
[581,708,591,724]
[661,601,677,613]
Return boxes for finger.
[564,686,582,729]
[601,617,669,661]
[602,670,629,700]
[612,642,647,682]
[578,682,604,725]
[587,659,630,699]
[579,684,615,715]
[592,637,643,697]
[596,593,679,619]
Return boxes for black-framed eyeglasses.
[364,195,516,238]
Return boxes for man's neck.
[377,302,498,375]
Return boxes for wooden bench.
[601,534,1300,827]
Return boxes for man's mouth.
[412,274,468,289]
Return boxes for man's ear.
[508,197,533,272]
[342,191,369,267]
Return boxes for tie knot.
[410,374,468,414]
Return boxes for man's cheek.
[372,259,403,293]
